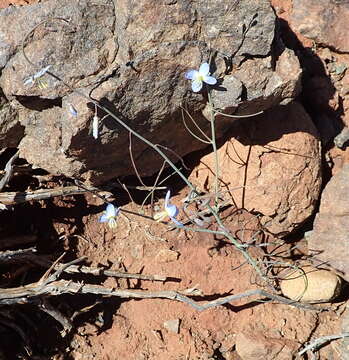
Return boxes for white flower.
[185,63,217,92]
[92,115,99,139]
[99,204,120,229]
[24,65,52,89]
[154,190,183,227]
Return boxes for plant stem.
[207,90,219,209]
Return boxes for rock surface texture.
[280,266,342,303]
[291,0,349,53]
[0,0,304,184]
[307,165,349,282]
[189,102,321,235]
[236,331,299,360]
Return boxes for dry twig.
[0,151,19,192]
[0,185,105,205]
[0,247,37,263]
[298,332,349,356]
[52,263,167,282]
[0,259,325,312]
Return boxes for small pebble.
[163,319,180,334]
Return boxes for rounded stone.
[280,266,342,303]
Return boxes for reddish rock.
[290,0,349,52]
[307,164,349,282]
[236,331,299,360]
[189,102,321,235]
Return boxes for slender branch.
[0,247,37,263]
[52,263,167,282]
[0,151,19,192]
[298,333,349,356]
[40,299,73,337]
[207,91,219,208]
[0,278,324,312]
[0,185,102,205]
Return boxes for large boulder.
[0,0,303,184]
[189,102,322,235]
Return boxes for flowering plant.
[99,203,120,229]
[185,62,217,92]
[154,190,183,227]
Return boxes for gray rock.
[0,0,302,184]
[0,99,23,148]
[307,164,349,282]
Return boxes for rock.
[189,102,321,235]
[0,100,23,148]
[307,165,349,282]
[340,305,349,360]
[156,249,179,263]
[290,0,349,52]
[0,0,303,184]
[209,47,302,118]
[280,266,342,303]
[236,331,299,360]
[163,319,180,334]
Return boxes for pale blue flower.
[24,65,52,88]
[185,62,217,92]
[99,203,120,229]
[154,190,183,227]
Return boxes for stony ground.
[1,0,349,359]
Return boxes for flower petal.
[34,65,52,79]
[24,77,34,86]
[199,63,210,76]
[154,210,167,222]
[165,203,179,218]
[203,75,217,85]
[165,190,171,208]
[105,204,117,217]
[99,214,108,223]
[191,79,203,92]
[171,216,183,227]
[185,69,197,80]
[92,115,99,139]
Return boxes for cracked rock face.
[189,102,322,235]
[307,165,349,282]
[0,0,302,185]
[291,0,349,53]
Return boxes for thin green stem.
[207,90,219,209]
[214,109,264,118]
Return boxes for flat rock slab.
[307,164,349,282]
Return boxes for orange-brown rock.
[189,102,321,235]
